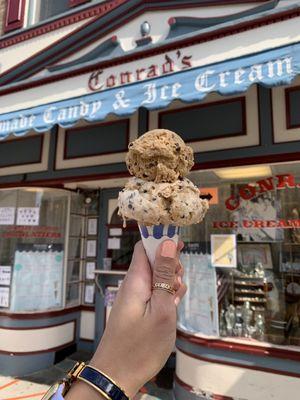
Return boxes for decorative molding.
[175,375,234,400]
[177,346,300,379]
[63,119,130,160]
[0,0,126,49]
[158,96,247,143]
[177,329,300,362]
[0,319,76,355]
[1,3,300,95]
[0,305,85,319]
[56,115,137,170]
[151,87,259,153]
[272,77,300,143]
[0,133,50,177]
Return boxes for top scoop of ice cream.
[126,129,194,183]
[118,177,209,226]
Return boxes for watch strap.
[78,365,129,400]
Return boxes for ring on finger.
[152,282,175,295]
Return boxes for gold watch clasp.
[67,361,86,380]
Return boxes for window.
[178,161,300,347]
[26,0,94,27]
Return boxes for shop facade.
[1,0,300,398]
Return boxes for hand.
[66,239,186,399]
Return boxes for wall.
[0,0,6,36]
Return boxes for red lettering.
[181,55,192,69]
[147,65,158,78]
[257,177,274,193]
[242,220,253,228]
[120,71,132,85]
[240,184,256,200]
[88,70,104,91]
[106,75,116,88]
[136,68,146,81]
[162,55,174,74]
[276,174,296,189]
[225,196,240,211]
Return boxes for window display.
[0,188,69,312]
[180,163,300,347]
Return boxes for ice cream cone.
[138,223,180,268]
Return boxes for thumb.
[152,240,178,301]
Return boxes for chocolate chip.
[129,142,133,147]
[128,204,133,209]
[143,190,147,193]
[143,174,148,178]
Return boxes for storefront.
[1,0,300,398]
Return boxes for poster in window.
[10,244,64,312]
[230,187,283,242]
[17,207,40,226]
[211,234,237,268]
[86,262,96,280]
[0,207,15,225]
[0,266,11,286]
[86,240,97,257]
[87,218,98,236]
[178,253,219,336]
[0,287,10,308]
[84,284,95,304]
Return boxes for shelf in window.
[234,297,267,303]
[234,281,265,287]
[234,289,265,295]
[94,270,127,275]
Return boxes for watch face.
[42,383,64,399]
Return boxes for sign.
[86,262,96,279]
[88,52,192,91]
[200,187,219,205]
[10,247,64,311]
[0,207,15,225]
[84,284,95,304]
[178,253,219,336]
[0,42,298,140]
[0,287,10,308]
[87,218,98,236]
[108,237,121,250]
[225,174,297,211]
[211,234,237,268]
[0,266,11,286]
[17,207,40,226]
[86,240,97,257]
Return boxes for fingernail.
[175,297,180,306]
[161,240,177,258]
[178,276,182,285]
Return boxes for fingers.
[174,283,187,307]
[152,240,178,301]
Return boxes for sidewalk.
[0,352,173,400]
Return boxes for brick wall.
[0,0,6,36]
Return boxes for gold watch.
[42,362,86,399]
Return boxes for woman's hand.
[66,239,186,399]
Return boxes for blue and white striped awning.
[0,41,299,140]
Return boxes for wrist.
[89,356,138,399]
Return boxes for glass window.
[178,162,300,347]
[0,188,69,312]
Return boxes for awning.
[0,41,299,140]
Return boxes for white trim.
[0,321,75,353]
[0,132,50,176]
[272,76,300,143]
[55,113,138,170]
[80,310,95,341]
[176,349,300,400]
[149,85,260,152]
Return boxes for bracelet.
[76,364,129,400]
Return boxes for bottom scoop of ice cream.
[118,177,209,226]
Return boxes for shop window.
[26,0,95,28]
[0,188,69,312]
[178,164,300,347]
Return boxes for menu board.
[10,244,64,312]
[178,253,219,336]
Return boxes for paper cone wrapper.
[138,224,180,268]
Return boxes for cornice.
[0,4,299,97]
[0,0,126,49]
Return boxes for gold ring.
[152,282,175,295]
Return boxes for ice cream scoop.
[118,129,208,268]
[126,129,194,183]
[118,177,209,226]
